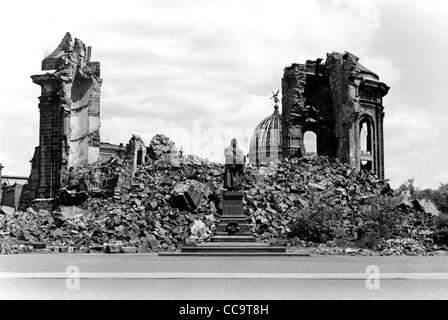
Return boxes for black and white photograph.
[1,0,448,311]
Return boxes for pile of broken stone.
[0,136,445,255]
[0,159,223,254]
[242,156,443,255]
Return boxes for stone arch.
[137,147,143,165]
[358,115,375,171]
[303,131,317,155]
[301,120,320,156]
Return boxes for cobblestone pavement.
[1,254,448,299]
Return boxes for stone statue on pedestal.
[223,138,245,191]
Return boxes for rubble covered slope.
[1,135,446,255]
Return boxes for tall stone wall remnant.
[29,32,102,199]
[125,134,147,178]
[281,52,389,179]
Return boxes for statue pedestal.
[222,191,244,216]
[210,191,254,242]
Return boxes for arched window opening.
[359,119,373,155]
[303,131,317,155]
[361,160,373,171]
[137,148,143,165]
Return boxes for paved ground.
[1,253,448,299]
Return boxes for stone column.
[281,64,306,158]
[378,111,385,179]
[31,75,64,198]
[374,111,380,176]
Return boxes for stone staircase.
[180,191,287,254]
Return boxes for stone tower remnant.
[29,32,102,198]
[281,52,389,179]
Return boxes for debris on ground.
[0,138,445,255]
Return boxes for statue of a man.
[223,138,245,191]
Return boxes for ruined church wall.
[281,52,388,179]
[67,74,101,168]
[302,74,337,157]
[281,63,307,158]
[324,52,360,167]
[30,33,102,199]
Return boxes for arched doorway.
[303,131,317,155]
[137,148,143,165]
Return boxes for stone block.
[222,191,244,216]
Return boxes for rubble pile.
[377,238,428,256]
[0,158,225,254]
[57,157,125,205]
[242,156,441,253]
[242,156,394,243]
[0,149,445,255]
[307,245,379,256]
[148,134,177,161]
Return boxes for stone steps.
[215,223,252,233]
[211,235,256,242]
[217,215,250,221]
[198,242,269,247]
[181,244,287,253]
[214,230,252,236]
[160,252,309,256]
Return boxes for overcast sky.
[0,0,447,189]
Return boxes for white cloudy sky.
[0,0,447,189]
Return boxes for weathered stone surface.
[171,181,204,210]
[413,199,440,216]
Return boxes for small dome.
[248,105,282,165]
[356,62,379,81]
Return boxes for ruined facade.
[125,134,148,177]
[29,33,102,198]
[0,164,31,212]
[281,52,389,179]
